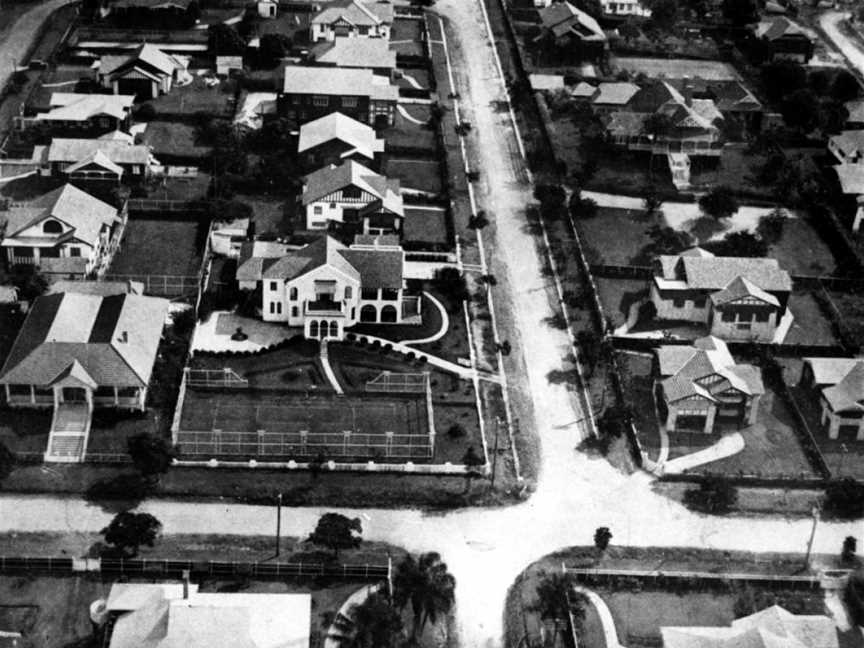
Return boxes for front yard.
[384,158,443,195]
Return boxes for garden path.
[572,584,623,648]
[401,292,450,346]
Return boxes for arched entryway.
[360,305,377,322]
[380,305,397,323]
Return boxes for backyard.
[381,106,435,153]
[144,76,238,120]
[141,121,213,161]
[389,18,424,57]
[109,217,208,278]
[403,206,450,247]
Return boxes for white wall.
[650,284,710,323]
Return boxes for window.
[270,281,278,291]
[754,309,770,322]
[381,288,399,301]
[358,26,369,35]
[361,287,378,300]
[69,247,81,257]
[342,185,361,199]
[313,205,323,215]
[693,296,707,308]
[330,202,336,209]
[118,386,138,398]
[292,96,300,105]
[313,95,329,107]
[736,322,752,331]
[672,297,686,308]
[291,306,298,317]
[721,311,736,322]
[344,286,353,299]
[276,302,282,314]
[269,302,276,314]
[42,220,62,234]
[342,96,358,108]
[289,287,298,300]
[132,165,141,175]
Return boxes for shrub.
[136,103,157,121]
[824,478,864,519]
[447,423,467,439]
[683,478,737,514]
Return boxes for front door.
[62,387,87,403]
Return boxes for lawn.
[782,292,840,347]
[688,147,771,198]
[768,218,838,277]
[594,277,650,329]
[826,290,864,349]
[233,194,288,237]
[617,351,662,463]
[575,207,659,266]
[142,121,213,161]
[109,218,207,277]
[139,172,211,202]
[398,68,431,90]
[145,76,238,119]
[381,107,435,153]
[403,206,450,246]
[384,158,443,195]
[391,18,422,42]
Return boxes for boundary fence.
[102,273,199,297]
[0,556,390,582]
[561,565,821,589]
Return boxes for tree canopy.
[308,513,363,558]
[824,478,864,519]
[699,186,739,220]
[0,442,15,482]
[393,552,457,642]
[337,592,404,648]
[721,0,758,25]
[128,433,176,478]
[208,23,246,56]
[101,511,161,557]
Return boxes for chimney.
[182,570,190,599]
[683,83,693,107]
[119,331,128,344]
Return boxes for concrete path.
[659,432,745,475]
[319,340,344,395]
[402,292,450,346]
[350,332,479,380]
[397,104,428,124]
[572,584,623,648]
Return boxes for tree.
[647,0,678,31]
[824,478,864,519]
[756,209,786,245]
[576,330,601,374]
[101,511,161,557]
[781,89,820,133]
[721,0,758,25]
[594,527,612,551]
[846,569,864,626]
[432,267,469,305]
[642,224,694,258]
[308,513,362,558]
[534,184,567,208]
[393,552,456,643]
[461,446,485,493]
[335,592,404,648]
[532,571,574,646]
[699,186,739,220]
[760,62,807,103]
[643,187,661,217]
[842,536,858,565]
[683,478,737,514]
[127,433,176,480]
[0,442,15,482]
[468,211,489,229]
[259,33,292,67]
[831,69,861,103]
[208,23,246,56]
[704,231,767,258]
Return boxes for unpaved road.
[1,3,863,648]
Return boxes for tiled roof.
[100,43,181,78]
[804,357,864,386]
[592,82,639,105]
[755,16,810,41]
[281,66,399,102]
[656,254,792,293]
[340,247,403,289]
[298,112,385,161]
[311,0,393,27]
[311,38,396,70]
[302,160,403,216]
[37,93,135,122]
[657,335,764,404]
[1,184,119,248]
[819,361,864,413]
[262,236,359,282]
[66,150,125,176]
[0,292,169,388]
[830,130,864,155]
[48,138,151,165]
[710,276,780,307]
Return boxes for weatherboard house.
[801,357,864,440]
[655,336,764,434]
[650,248,792,342]
[309,0,393,42]
[236,235,420,340]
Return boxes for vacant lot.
[110,218,207,277]
[576,207,659,266]
[385,157,443,194]
[769,218,838,277]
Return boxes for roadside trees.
[335,592,404,648]
[842,536,858,565]
[127,432,176,483]
[824,478,864,519]
[532,571,578,647]
[393,552,456,644]
[699,186,739,220]
[101,511,162,557]
[308,513,363,559]
[461,446,485,493]
[594,527,612,552]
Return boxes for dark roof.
[339,248,403,289]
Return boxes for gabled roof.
[830,130,864,155]
[656,254,792,293]
[298,112,385,161]
[845,99,864,123]
[37,93,135,122]
[755,16,811,41]
[804,356,864,386]
[657,335,764,404]
[570,81,596,98]
[48,138,151,165]
[592,82,639,106]
[340,247,403,289]
[710,276,781,307]
[0,292,169,388]
[262,236,359,282]
[0,184,119,248]
[100,43,181,79]
[302,160,403,216]
[311,37,396,70]
[65,150,125,177]
[281,65,399,102]
[539,1,605,40]
[311,0,393,27]
[820,361,864,413]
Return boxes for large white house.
[650,248,792,342]
[301,160,403,233]
[0,183,125,277]
[236,235,420,340]
[309,0,393,42]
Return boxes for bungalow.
[46,138,152,181]
[650,247,793,342]
[20,93,135,134]
[96,43,186,100]
[301,160,403,233]
[534,1,607,62]
[829,130,864,165]
[97,583,310,648]
[752,16,814,63]
[310,0,393,42]
[279,66,399,126]
[0,184,125,276]
[297,112,385,170]
[308,37,397,77]
[655,335,764,434]
[600,0,651,17]
[801,357,864,441]
[589,81,640,115]
[236,234,420,340]
[0,290,168,460]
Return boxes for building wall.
[709,309,777,342]
[650,283,710,323]
[310,22,390,42]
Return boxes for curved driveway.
[0,3,863,648]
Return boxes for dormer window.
[42,220,63,234]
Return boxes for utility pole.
[804,503,821,571]
[274,492,283,557]
[490,416,502,489]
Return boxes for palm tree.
[331,592,403,648]
[393,552,456,644]
[532,572,577,647]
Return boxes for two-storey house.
[297,112,385,171]
[278,65,398,126]
[236,234,420,340]
[655,336,764,434]
[650,248,793,342]
[309,0,393,42]
[301,160,403,233]
[534,1,607,63]
[751,16,815,63]
[0,184,125,277]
